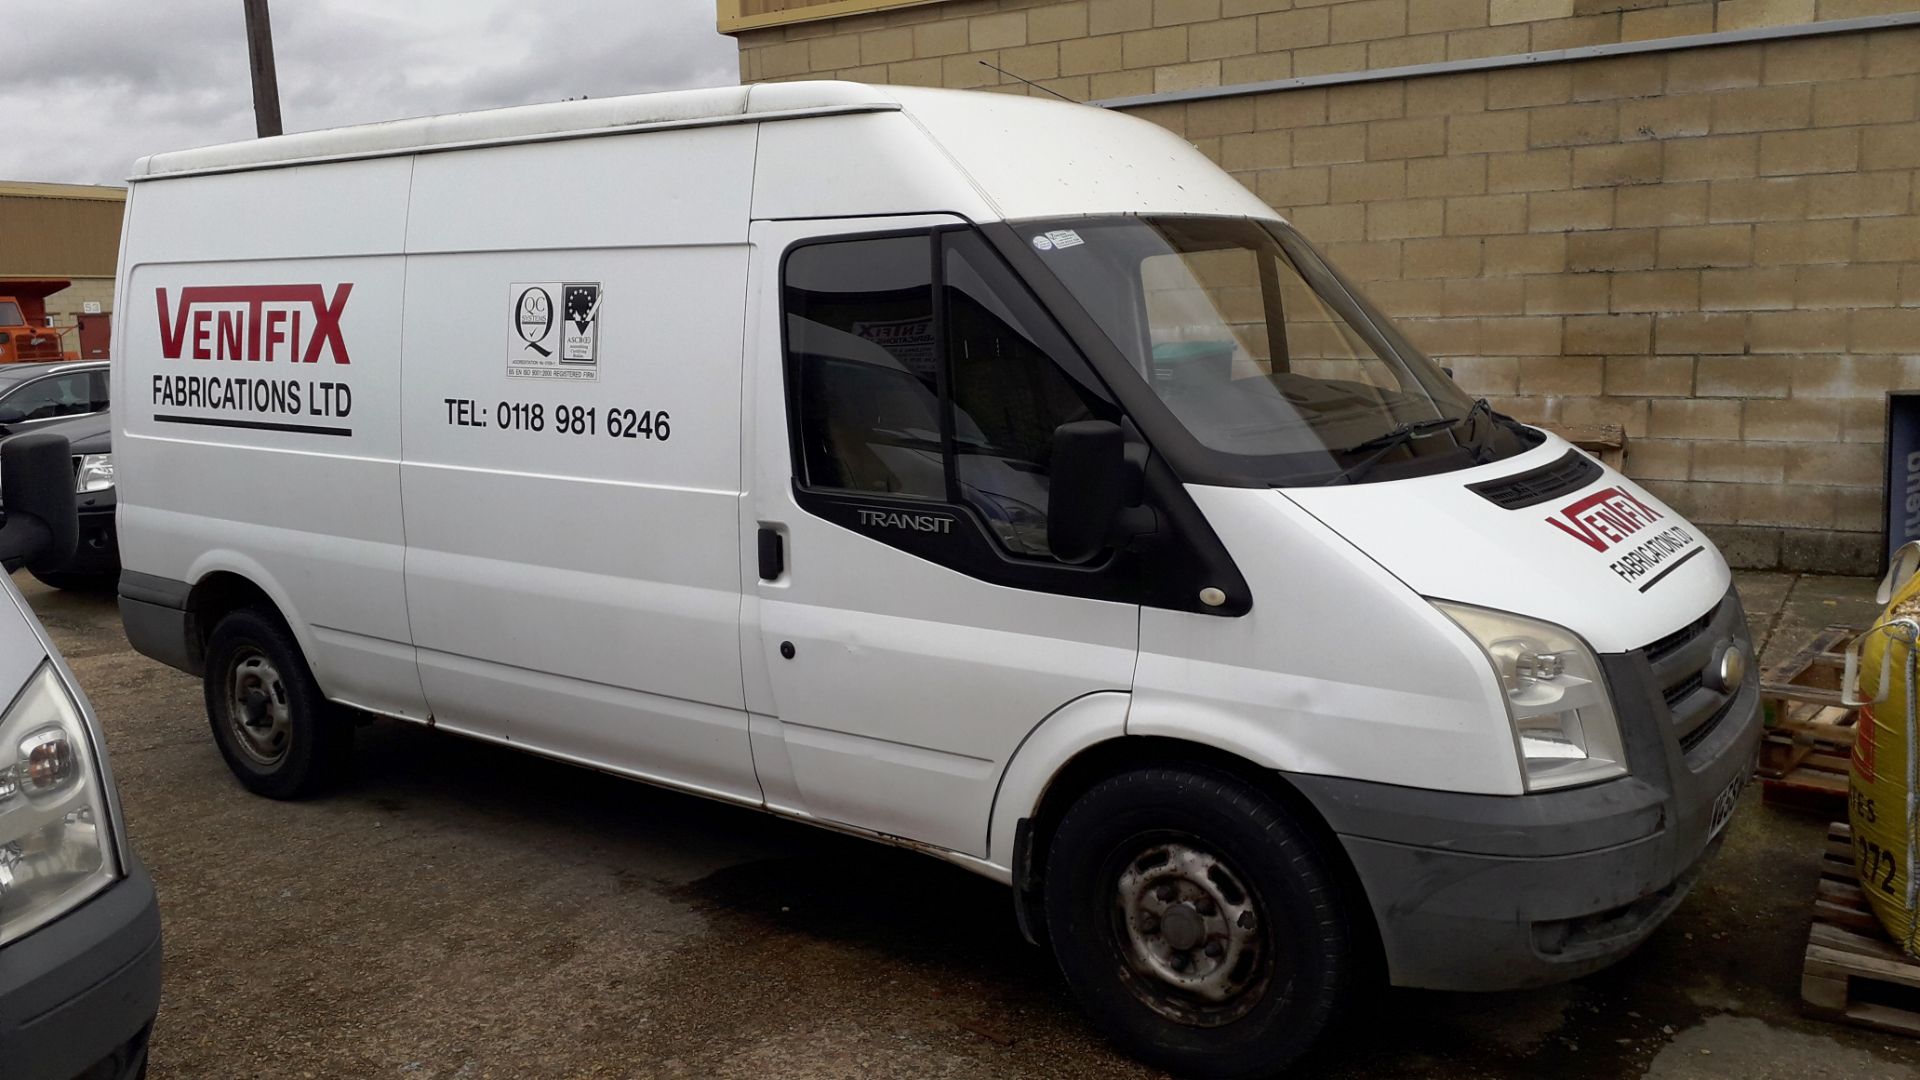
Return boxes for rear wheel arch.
[184,571,286,675]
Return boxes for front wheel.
[203,608,350,799]
[1043,765,1355,1079]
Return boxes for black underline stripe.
[1637,546,1704,593]
[154,414,353,437]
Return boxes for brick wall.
[732,0,1920,573]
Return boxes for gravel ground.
[17,570,1920,1078]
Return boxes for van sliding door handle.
[757,527,784,581]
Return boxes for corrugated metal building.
[0,181,126,359]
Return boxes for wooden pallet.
[1804,822,1920,1037]
[1760,625,1859,813]
[1537,422,1624,469]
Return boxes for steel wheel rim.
[226,648,292,768]
[1108,833,1274,1026]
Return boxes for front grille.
[1644,607,1715,665]
[1678,695,1737,754]
[1663,671,1704,711]
[1467,449,1602,510]
[1635,591,1744,763]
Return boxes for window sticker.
[1031,229,1084,252]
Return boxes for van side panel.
[116,159,428,719]
[398,128,759,801]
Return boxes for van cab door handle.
[757,527,784,581]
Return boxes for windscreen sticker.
[1031,229,1084,251]
[509,282,599,381]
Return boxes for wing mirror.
[0,433,78,572]
[1047,420,1157,564]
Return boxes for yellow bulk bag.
[1847,542,1920,955]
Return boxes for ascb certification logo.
[509,282,600,381]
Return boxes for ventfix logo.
[156,284,353,364]
[1548,486,1702,591]
[1546,487,1662,553]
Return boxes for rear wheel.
[1043,765,1354,1079]
[203,608,350,799]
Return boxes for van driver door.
[740,217,1140,859]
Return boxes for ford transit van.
[113,82,1758,1077]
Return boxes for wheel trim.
[226,649,292,768]
[1109,835,1276,1027]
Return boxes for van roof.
[130,82,902,180]
[129,81,1275,224]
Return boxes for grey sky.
[6,0,739,186]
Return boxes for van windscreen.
[1016,216,1536,486]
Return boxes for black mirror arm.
[1108,504,1162,552]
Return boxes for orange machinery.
[0,279,75,363]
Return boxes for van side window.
[783,230,1114,562]
[944,232,1103,558]
[784,236,945,500]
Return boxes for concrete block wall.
[734,0,1920,573]
[43,277,113,324]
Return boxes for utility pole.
[242,0,283,137]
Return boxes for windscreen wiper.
[1462,397,1497,463]
[1323,416,1461,486]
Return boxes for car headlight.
[0,663,117,945]
[1432,600,1627,792]
[75,453,113,493]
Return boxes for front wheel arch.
[1013,737,1381,980]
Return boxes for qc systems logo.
[155,284,353,364]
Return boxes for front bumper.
[0,852,163,1080]
[64,489,120,576]
[1291,588,1761,991]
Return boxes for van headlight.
[1433,601,1628,792]
[75,453,114,493]
[0,664,117,945]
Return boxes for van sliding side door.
[739,217,1141,859]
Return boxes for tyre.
[202,607,350,799]
[1043,765,1355,1080]
[27,569,117,592]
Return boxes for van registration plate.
[1708,769,1747,841]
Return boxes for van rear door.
[741,218,1139,858]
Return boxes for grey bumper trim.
[117,570,189,610]
[118,571,198,674]
[1287,769,1665,859]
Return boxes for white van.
[113,82,1758,1077]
